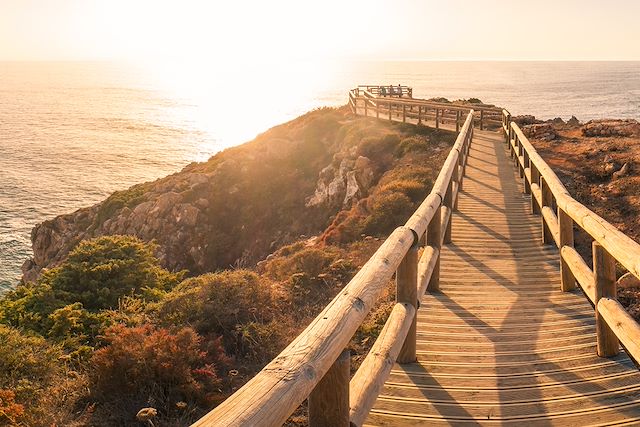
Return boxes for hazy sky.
[2,0,640,61]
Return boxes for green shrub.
[357,134,400,164]
[0,282,62,334]
[378,179,429,204]
[0,325,62,410]
[396,136,429,156]
[364,192,414,235]
[41,235,183,311]
[154,270,282,362]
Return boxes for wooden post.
[593,242,619,358]
[376,102,379,119]
[417,106,422,124]
[523,152,531,194]
[531,164,541,215]
[435,109,440,129]
[427,205,442,292]
[308,349,350,427]
[402,104,406,123]
[452,158,460,211]
[364,99,368,117]
[541,178,554,245]
[396,240,418,364]
[388,102,392,122]
[443,178,453,244]
[455,111,460,132]
[559,208,576,292]
[480,109,484,130]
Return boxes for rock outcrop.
[522,123,557,141]
[23,109,355,282]
[582,119,640,137]
[306,155,376,209]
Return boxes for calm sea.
[1,61,639,290]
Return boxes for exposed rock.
[567,116,581,127]
[513,115,542,127]
[522,123,557,141]
[22,108,353,281]
[343,171,361,206]
[582,119,640,137]
[612,162,631,180]
[551,117,565,125]
[306,155,376,209]
[618,272,640,289]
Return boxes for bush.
[154,270,283,362]
[0,326,62,412]
[41,235,183,311]
[357,134,400,165]
[0,389,24,425]
[0,282,62,334]
[396,137,430,156]
[364,192,414,235]
[91,324,226,417]
[378,179,429,204]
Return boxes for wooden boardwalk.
[366,129,640,426]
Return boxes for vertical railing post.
[558,208,576,292]
[427,205,442,292]
[541,177,554,245]
[402,104,406,123]
[523,151,531,194]
[480,109,484,130]
[455,110,460,132]
[309,349,350,427]
[435,109,440,129]
[388,102,392,122]
[376,101,379,119]
[443,176,454,244]
[593,242,619,358]
[364,98,368,117]
[452,155,461,211]
[531,164,541,215]
[418,105,422,124]
[396,238,418,364]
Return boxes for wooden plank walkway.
[366,129,640,426]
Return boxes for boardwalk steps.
[193,88,640,426]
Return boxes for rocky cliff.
[22,107,401,282]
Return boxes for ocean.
[1,60,639,290]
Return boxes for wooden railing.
[356,84,413,98]
[192,106,475,427]
[501,110,640,360]
[348,87,502,131]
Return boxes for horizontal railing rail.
[193,101,475,427]
[502,110,640,361]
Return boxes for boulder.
[612,162,631,180]
[567,116,581,127]
[522,123,557,141]
[513,115,542,126]
[582,119,640,137]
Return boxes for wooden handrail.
[501,109,640,363]
[193,100,475,426]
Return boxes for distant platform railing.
[349,86,503,131]
[192,97,475,427]
[501,109,640,361]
